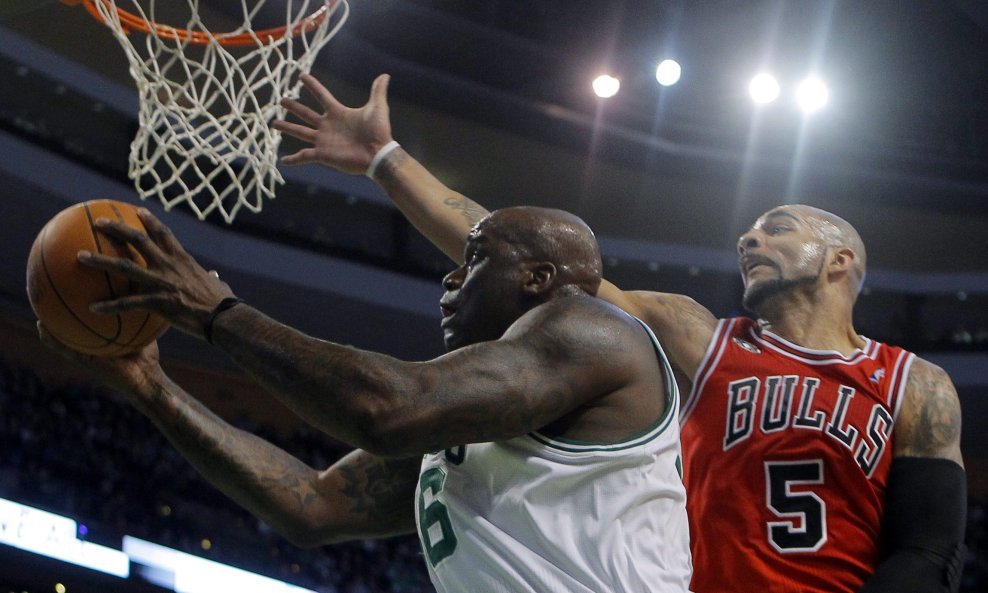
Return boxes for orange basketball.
[26,200,170,357]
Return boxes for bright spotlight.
[748,73,780,104]
[655,59,681,86]
[592,74,620,98]
[795,77,829,113]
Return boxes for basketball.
[26,200,169,357]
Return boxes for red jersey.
[681,317,914,593]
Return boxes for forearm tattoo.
[337,453,418,525]
[443,195,489,226]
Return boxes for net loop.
[70,0,349,222]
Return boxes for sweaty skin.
[269,74,964,593]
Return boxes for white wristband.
[365,140,401,179]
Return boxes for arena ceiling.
[3,1,988,269]
[0,1,986,371]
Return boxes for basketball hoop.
[63,0,349,223]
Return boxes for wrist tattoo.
[374,148,409,182]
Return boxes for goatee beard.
[743,274,818,313]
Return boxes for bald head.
[479,206,603,296]
[770,204,867,291]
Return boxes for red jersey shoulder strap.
[882,345,915,422]
[682,317,736,423]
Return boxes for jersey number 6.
[418,467,458,566]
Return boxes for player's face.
[737,208,829,313]
[439,221,527,351]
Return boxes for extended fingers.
[279,148,320,166]
[93,217,162,262]
[278,97,323,128]
[136,208,184,255]
[78,251,164,286]
[299,73,344,113]
[271,117,318,143]
[89,293,164,315]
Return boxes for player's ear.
[522,262,556,296]
[829,247,856,275]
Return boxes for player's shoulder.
[895,354,963,462]
[532,292,642,331]
[902,355,958,406]
[509,294,648,351]
[905,354,949,381]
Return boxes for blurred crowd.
[0,357,985,592]
[0,359,432,593]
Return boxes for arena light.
[795,76,829,113]
[592,74,621,98]
[123,536,317,593]
[748,73,780,104]
[655,59,682,87]
[0,497,130,578]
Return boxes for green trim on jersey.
[529,400,676,452]
[530,316,679,453]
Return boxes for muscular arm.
[209,296,645,456]
[36,330,418,548]
[893,358,964,464]
[134,375,419,547]
[374,147,487,264]
[273,74,718,379]
[858,358,966,593]
[597,282,717,380]
[272,73,486,264]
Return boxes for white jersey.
[414,320,692,593]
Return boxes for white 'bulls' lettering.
[724,375,892,476]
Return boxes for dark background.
[0,1,986,592]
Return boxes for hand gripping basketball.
[27,200,171,356]
[80,209,238,341]
[38,320,169,407]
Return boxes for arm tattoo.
[337,453,419,526]
[374,147,409,182]
[897,361,963,460]
[443,195,489,226]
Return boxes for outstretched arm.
[204,295,648,456]
[38,327,419,547]
[271,74,718,378]
[858,358,966,593]
[80,213,651,456]
[272,74,485,263]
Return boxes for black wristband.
[204,297,245,344]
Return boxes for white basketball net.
[89,0,349,223]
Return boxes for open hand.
[272,73,394,174]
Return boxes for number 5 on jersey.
[765,460,827,552]
[419,467,458,566]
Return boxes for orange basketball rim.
[60,0,341,46]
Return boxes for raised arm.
[271,74,718,378]
[272,74,485,262]
[37,330,419,548]
[597,284,717,380]
[859,357,966,593]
